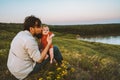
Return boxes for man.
[7,15,63,80]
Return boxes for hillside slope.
[0,24,120,80]
[53,37,120,80]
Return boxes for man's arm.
[37,35,52,63]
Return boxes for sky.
[0,0,120,25]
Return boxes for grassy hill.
[0,23,120,80]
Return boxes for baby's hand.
[50,34,55,38]
[45,54,49,60]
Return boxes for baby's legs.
[49,48,54,64]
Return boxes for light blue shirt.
[7,30,41,79]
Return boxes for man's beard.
[34,33,42,39]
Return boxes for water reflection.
[80,36,120,45]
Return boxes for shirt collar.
[24,30,33,36]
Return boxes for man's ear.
[30,27,34,34]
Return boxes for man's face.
[33,26,42,38]
[42,27,49,35]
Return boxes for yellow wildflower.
[48,71,54,75]
[56,67,61,71]
[46,76,51,80]
[70,68,75,72]
[39,78,43,80]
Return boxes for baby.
[40,25,54,64]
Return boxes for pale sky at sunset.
[0,0,120,25]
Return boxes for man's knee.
[53,46,62,55]
[53,46,58,52]
[53,46,63,60]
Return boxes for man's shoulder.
[16,31,35,42]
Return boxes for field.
[0,23,120,80]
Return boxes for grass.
[0,24,120,80]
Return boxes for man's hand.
[45,54,49,60]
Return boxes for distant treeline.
[49,24,120,37]
[0,23,23,33]
[0,23,120,37]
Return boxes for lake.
[80,36,120,45]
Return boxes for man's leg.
[53,46,63,65]
[30,57,50,74]
[30,46,63,74]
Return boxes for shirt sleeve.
[25,38,41,62]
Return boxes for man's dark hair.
[24,15,42,31]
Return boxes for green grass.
[0,24,120,80]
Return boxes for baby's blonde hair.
[42,24,48,28]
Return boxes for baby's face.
[42,27,49,35]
